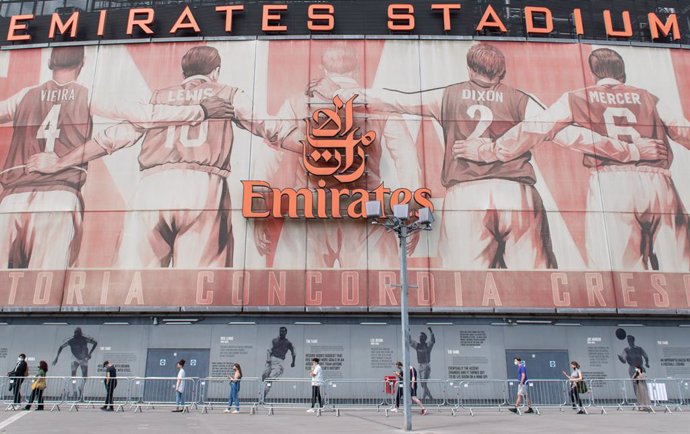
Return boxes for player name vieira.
[41,88,76,102]
[2,4,683,42]
[241,181,433,219]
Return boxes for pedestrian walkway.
[1,407,687,434]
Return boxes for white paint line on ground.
[0,411,30,430]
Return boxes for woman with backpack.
[562,361,586,414]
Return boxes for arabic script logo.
[302,95,375,184]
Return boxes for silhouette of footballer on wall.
[261,327,296,400]
[616,328,650,378]
[409,327,436,400]
[53,328,98,399]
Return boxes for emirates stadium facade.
[0,0,688,386]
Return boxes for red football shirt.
[440,80,536,187]
[1,80,92,194]
[568,82,671,169]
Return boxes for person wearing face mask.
[9,353,29,406]
[509,357,534,414]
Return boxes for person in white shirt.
[173,359,186,413]
[307,358,324,412]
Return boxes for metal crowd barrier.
[325,379,391,412]
[0,376,688,415]
[514,380,569,414]
[415,379,451,410]
[61,376,129,412]
[646,378,683,413]
[588,378,629,412]
[323,379,452,416]
[2,376,72,412]
[197,377,261,413]
[259,378,326,414]
[2,376,31,410]
[129,377,198,412]
[679,379,690,410]
[457,380,510,415]
[586,378,686,414]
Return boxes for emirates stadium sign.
[0,2,684,44]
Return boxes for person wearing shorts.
[510,357,534,414]
[410,365,427,415]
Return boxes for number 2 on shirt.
[36,104,61,153]
[467,104,494,139]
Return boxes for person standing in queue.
[173,359,186,412]
[10,353,28,406]
[410,365,427,415]
[307,358,324,413]
[24,360,47,411]
[633,365,652,412]
[562,361,586,414]
[391,362,404,412]
[225,363,242,414]
[101,361,117,411]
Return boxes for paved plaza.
[0,407,686,433]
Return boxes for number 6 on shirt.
[603,107,641,141]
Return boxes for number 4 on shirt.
[36,104,62,153]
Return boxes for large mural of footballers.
[1,39,690,310]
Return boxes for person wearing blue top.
[509,357,534,414]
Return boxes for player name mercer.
[589,91,642,105]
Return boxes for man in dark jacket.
[101,361,117,411]
[9,353,28,405]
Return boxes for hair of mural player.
[616,328,627,340]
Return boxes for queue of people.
[506,357,652,415]
[4,351,661,415]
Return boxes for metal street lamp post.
[365,201,434,432]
